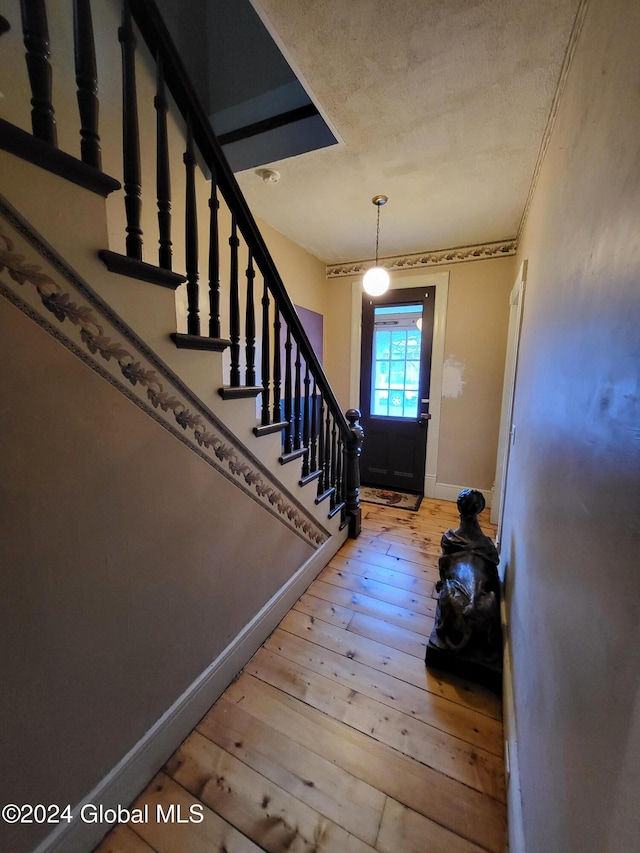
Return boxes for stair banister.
[128,0,350,439]
[3,0,363,533]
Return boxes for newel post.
[345,408,364,538]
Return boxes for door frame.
[349,271,449,497]
[491,259,528,543]
[359,287,435,492]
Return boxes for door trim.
[491,260,527,540]
[349,271,449,497]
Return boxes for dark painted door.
[359,286,435,492]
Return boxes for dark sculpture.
[425,489,502,692]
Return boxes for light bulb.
[363,266,390,296]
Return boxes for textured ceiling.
[237,0,581,265]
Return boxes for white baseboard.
[423,473,437,498]
[33,530,348,853]
[502,600,526,853]
[434,481,493,508]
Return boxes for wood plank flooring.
[95,498,506,853]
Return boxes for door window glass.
[371,304,422,418]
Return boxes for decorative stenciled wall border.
[0,197,329,548]
[326,239,517,278]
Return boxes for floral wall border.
[0,197,329,548]
[326,239,517,278]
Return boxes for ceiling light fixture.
[363,195,390,296]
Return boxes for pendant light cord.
[363,195,390,295]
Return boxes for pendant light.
[363,195,390,296]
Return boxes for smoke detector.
[255,168,281,184]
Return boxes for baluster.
[294,342,302,451]
[301,360,311,477]
[21,0,57,145]
[73,0,100,168]
[229,213,240,384]
[154,55,171,269]
[119,0,142,260]
[323,404,332,494]
[283,326,293,454]
[310,379,318,473]
[208,167,221,337]
[183,118,199,334]
[272,301,282,423]
[245,249,256,385]
[336,433,345,508]
[329,415,338,510]
[316,393,325,494]
[260,281,271,425]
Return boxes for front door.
[359,286,435,492]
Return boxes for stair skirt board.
[0,197,329,550]
[32,531,347,853]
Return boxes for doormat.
[360,486,422,512]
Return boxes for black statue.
[426,489,502,692]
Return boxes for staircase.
[0,3,362,851]
[0,0,363,533]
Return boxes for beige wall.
[0,297,313,853]
[438,257,515,489]
[323,275,355,409]
[502,0,640,849]
[257,215,329,318]
[325,256,515,493]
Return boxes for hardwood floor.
[95,498,506,853]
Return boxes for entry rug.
[360,486,422,512]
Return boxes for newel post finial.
[345,408,364,538]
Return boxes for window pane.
[375,304,422,316]
[374,360,389,388]
[372,389,388,416]
[388,390,404,416]
[389,362,406,388]
[370,306,423,420]
[405,360,420,389]
[391,330,406,359]
[404,391,419,418]
[375,330,390,359]
[407,330,421,358]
